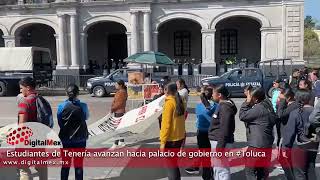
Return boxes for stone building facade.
[0,0,304,75]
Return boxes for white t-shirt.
[179,88,189,103]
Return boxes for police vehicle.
[86,68,162,97]
[201,68,276,97]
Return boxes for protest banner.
[87,96,165,147]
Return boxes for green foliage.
[304,28,320,58]
[305,15,317,29]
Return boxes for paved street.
[0,95,319,179]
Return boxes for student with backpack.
[18,77,51,180]
[57,84,89,180]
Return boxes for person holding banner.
[110,80,128,148]
[160,82,186,180]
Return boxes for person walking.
[110,80,128,148]
[277,88,299,180]
[309,69,320,105]
[208,85,237,180]
[57,84,89,180]
[160,82,186,180]
[283,90,319,180]
[17,77,48,180]
[271,79,281,113]
[176,78,189,104]
[298,79,315,106]
[289,69,300,92]
[239,87,277,180]
[185,86,217,180]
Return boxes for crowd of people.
[159,68,320,180]
[13,67,320,180]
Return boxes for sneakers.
[185,167,200,175]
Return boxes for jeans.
[197,131,213,180]
[61,141,86,180]
[164,139,184,180]
[245,147,272,180]
[292,148,318,180]
[210,140,232,180]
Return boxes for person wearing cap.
[272,79,281,113]
[57,84,89,180]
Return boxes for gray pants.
[210,141,232,180]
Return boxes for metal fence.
[44,75,96,89]
[43,74,212,89]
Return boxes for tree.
[304,28,320,59]
[305,15,317,29]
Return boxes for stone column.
[80,33,88,69]
[2,35,19,47]
[54,34,60,66]
[153,31,158,52]
[260,29,267,62]
[130,11,138,54]
[70,14,80,69]
[201,29,216,75]
[126,32,132,56]
[143,11,151,51]
[56,14,67,69]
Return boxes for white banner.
[87,96,165,146]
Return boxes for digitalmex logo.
[0,122,62,148]
[6,126,33,145]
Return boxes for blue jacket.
[272,89,280,113]
[196,101,218,132]
[57,99,89,128]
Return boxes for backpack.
[36,95,54,128]
[59,102,88,142]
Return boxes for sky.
[305,0,320,21]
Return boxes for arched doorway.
[158,19,202,64]
[215,17,261,74]
[0,30,4,47]
[87,22,127,74]
[16,24,57,65]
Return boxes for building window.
[220,29,238,55]
[174,31,191,57]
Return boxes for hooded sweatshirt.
[208,100,237,148]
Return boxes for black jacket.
[283,107,314,148]
[208,100,237,148]
[277,100,299,135]
[239,99,276,148]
